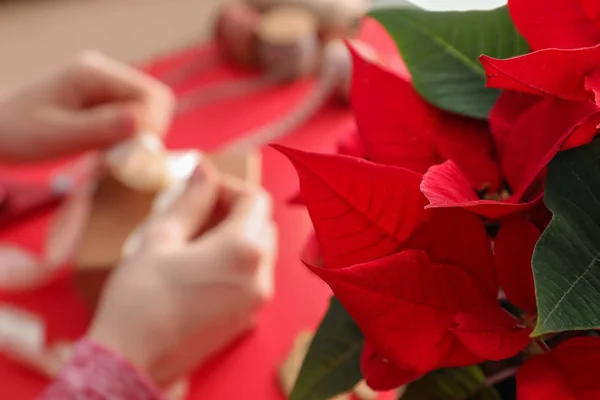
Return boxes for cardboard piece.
[73,150,262,312]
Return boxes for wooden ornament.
[215,1,262,67]
[73,143,262,312]
[257,5,320,81]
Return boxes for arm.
[39,340,162,400]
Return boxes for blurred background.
[0,0,507,85]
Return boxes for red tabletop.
[0,19,400,399]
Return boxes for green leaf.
[401,366,500,400]
[532,139,600,336]
[369,5,528,119]
[290,296,364,400]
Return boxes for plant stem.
[485,367,519,386]
[534,338,550,353]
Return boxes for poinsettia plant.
[275,1,600,399]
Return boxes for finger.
[197,179,272,250]
[174,219,276,298]
[65,51,175,135]
[255,222,278,299]
[41,103,138,155]
[191,173,263,233]
[142,157,219,249]
[184,186,273,274]
[213,174,272,230]
[223,186,272,243]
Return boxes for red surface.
[0,20,400,399]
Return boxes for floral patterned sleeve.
[39,340,163,400]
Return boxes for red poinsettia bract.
[350,46,501,192]
[508,0,600,50]
[517,337,600,400]
[480,46,600,156]
[273,145,532,390]
[493,215,539,315]
[422,45,600,221]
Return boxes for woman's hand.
[0,51,174,163]
[87,157,277,388]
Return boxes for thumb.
[190,186,273,269]
[52,103,138,154]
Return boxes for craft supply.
[176,73,278,116]
[247,0,369,39]
[257,6,320,80]
[173,1,371,115]
[215,1,262,67]
[221,39,376,153]
[178,37,380,150]
[176,6,321,116]
[155,2,260,87]
[155,0,371,121]
[160,0,368,86]
[315,0,369,40]
[158,50,222,89]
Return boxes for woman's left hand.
[0,51,175,163]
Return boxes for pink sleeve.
[39,340,163,400]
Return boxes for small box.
[73,150,262,312]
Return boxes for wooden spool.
[257,5,320,81]
[247,0,368,39]
[215,1,262,67]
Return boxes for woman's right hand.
[87,156,277,388]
